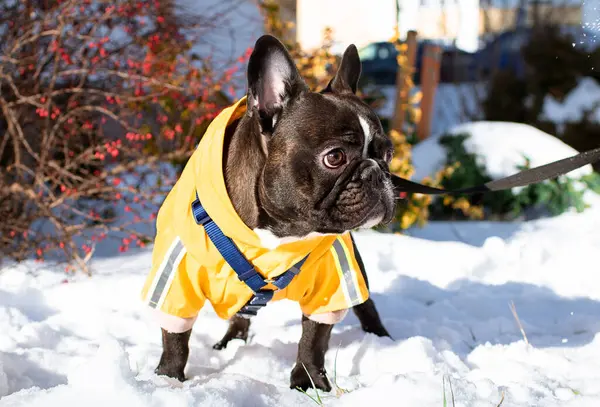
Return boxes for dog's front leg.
[290,310,347,392]
[155,328,192,382]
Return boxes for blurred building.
[483,3,582,34]
[293,0,583,53]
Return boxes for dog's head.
[246,35,396,241]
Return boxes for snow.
[3,190,600,406]
[411,121,594,182]
[542,77,600,132]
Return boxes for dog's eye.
[384,149,393,163]
[323,149,347,169]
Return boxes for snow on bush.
[407,121,598,221]
[542,77,600,130]
[411,121,593,182]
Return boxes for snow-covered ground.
[3,187,600,406]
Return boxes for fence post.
[391,30,418,134]
[417,44,441,141]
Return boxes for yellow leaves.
[389,129,405,144]
[384,30,432,231]
[400,209,417,229]
[454,197,471,211]
[389,128,413,179]
[431,163,485,220]
[434,162,459,180]
[467,206,485,220]
[398,193,431,229]
[443,195,484,220]
[409,91,423,105]
[411,108,422,125]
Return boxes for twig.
[496,390,505,406]
[509,301,529,345]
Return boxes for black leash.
[391,146,600,196]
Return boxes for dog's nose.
[360,159,382,185]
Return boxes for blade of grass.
[449,376,455,407]
[300,363,323,405]
[330,341,349,396]
[297,387,322,406]
[443,376,447,407]
[334,341,341,385]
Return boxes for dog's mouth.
[315,160,396,232]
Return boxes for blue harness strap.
[191,192,308,317]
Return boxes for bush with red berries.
[0,0,250,272]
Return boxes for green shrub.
[428,132,599,221]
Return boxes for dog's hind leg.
[155,328,192,382]
[350,232,391,338]
[352,298,391,338]
[213,314,251,350]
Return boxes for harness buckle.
[191,199,211,225]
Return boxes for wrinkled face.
[246,35,396,238]
[260,92,395,235]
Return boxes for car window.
[378,47,390,59]
[358,44,377,61]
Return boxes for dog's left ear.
[325,44,361,94]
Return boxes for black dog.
[144,34,395,392]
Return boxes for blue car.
[358,39,477,86]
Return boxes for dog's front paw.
[155,364,186,382]
[290,363,332,392]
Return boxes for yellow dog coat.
[140,97,369,322]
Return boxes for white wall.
[297,0,481,53]
[399,0,480,51]
[455,0,480,52]
[297,0,397,54]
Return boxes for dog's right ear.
[246,35,308,134]
[324,44,361,94]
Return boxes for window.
[378,47,390,59]
[358,44,377,61]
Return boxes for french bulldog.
[153,34,395,392]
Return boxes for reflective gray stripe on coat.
[149,238,185,308]
[332,239,362,306]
